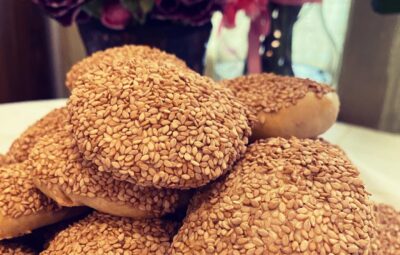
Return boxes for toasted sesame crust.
[67,58,251,189]
[0,154,11,166]
[0,241,35,255]
[373,203,400,255]
[66,45,187,91]
[31,127,188,218]
[42,212,176,255]
[6,107,67,163]
[171,137,376,255]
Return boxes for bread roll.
[42,211,176,255]
[67,57,251,189]
[0,241,35,255]
[31,127,189,218]
[0,162,86,240]
[171,137,376,254]
[221,73,339,139]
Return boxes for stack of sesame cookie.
[2,45,399,254]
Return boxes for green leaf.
[81,0,103,19]
[121,0,139,15]
[121,0,142,23]
[139,0,154,14]
[122,0,154,24]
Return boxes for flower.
[221,0,268,29]
[101,0,132,30]
[152,0,221,26]
[220,0,321,73]
[32,0,89,26]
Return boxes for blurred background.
[0,0,399,133]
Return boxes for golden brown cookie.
[68,58,251,189]
[0,241,35,255]
[221,73,339,139]
[6,107,67,163]
[372,203,400,255]
[66,45,187,91]
[42,211,176,255]
[171,137,376,255]
[0,162,86,240]
[31,126,189,218]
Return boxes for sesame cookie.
[6,107,67,163]
[68,59,251,189]
[221,73,339,139]
[372,203,400,255]
[171,137,376,255]
[31,127,189,218]
[66,45,187,91]
[0,162,85,240]
[0,241,35,255]
[42,211,176,255]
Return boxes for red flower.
[100,0,132,30]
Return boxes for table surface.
[1,99,399,210]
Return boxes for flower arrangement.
[32,0,320,32]
[32,0,320,74]
[32,0,221,29]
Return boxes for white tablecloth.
[1,99,399,209]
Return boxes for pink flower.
[220,0,321,74]
[222,0,268,28]
[100,0,132,30]
[222,0,320,29]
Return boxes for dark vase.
[77,18,212,74]
[261,3,302,76]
